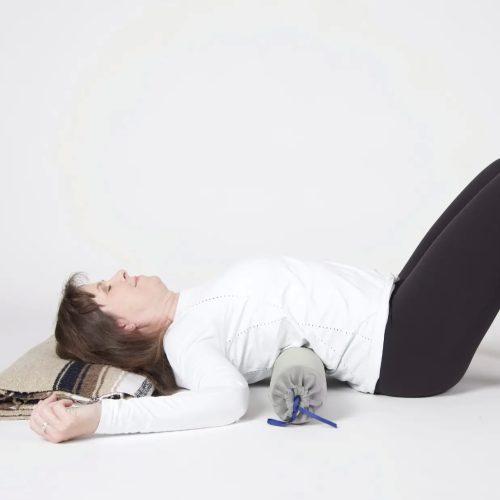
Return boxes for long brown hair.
[54,272,181,396]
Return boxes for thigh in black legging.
[375,173,500,397]
[397,158,500,282]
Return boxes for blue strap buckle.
[267,395,338,428]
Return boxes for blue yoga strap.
[267,394,338,428]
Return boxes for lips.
[135,276,139,287]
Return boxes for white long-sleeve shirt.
[95,255,398,434]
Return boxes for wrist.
[91,401,102,433]
[81,401,102,435]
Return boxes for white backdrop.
[1,0,499,365]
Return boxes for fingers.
[51,400,74,421]
[40,403,63,425]
[40,393,58,405]
[30,411,47,435]
[32,393,57,415]
[30,410,59,442]
[29,396,52,435]
[29,394,68,443]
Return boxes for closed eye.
[99,281,111,294]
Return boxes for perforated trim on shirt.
[296,322,372,342]
[227,317,284,344]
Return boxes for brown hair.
[54,272,181,396]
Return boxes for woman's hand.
[29,393,102,443]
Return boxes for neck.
[158,290,180,334]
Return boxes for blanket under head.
[0,335,154,420]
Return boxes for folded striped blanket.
[0,335,154,420]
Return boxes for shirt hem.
[349,275,397,394]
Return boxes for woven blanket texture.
[0,335,154,420]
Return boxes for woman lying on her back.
[30,158,500,444]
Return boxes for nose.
[111,269,129,283]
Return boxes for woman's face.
[80,269,172,334]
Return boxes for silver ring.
[42,421,49,434]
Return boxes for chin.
[156,276,168,289]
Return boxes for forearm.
[94,387,249,435]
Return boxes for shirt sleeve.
[94,338,250,434]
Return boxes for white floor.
[1,316,500,500]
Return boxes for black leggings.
[374,158,500,397]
